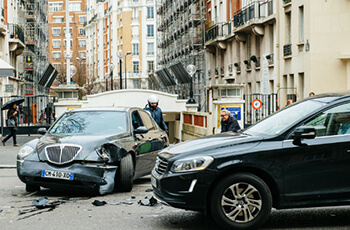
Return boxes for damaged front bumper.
[17,159,118,195]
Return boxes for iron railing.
[8,24,25,44]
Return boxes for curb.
[0,165,16,169]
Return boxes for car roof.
[66,106,141,113]
[303,92,350,103]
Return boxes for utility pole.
[65,0,71,84]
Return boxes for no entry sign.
[252,99,262,110]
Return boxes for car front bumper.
[151,168,217,211]
[17,159,118,193]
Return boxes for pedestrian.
[45,104,52,125]
[144,95,168,134]
[2,103,20,146]
[309,92,315,97]
[220,109,241,133]
[286,99,293,106]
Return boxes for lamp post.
[117,50,123,89]
[124,51,131,89]
[110,64,114,90]
[186,64,197,104]
[105,74,109,91]
[76,57,86,86]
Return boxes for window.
[79,40,86,48]
[69,2,81,11]
[139,110,156,131]
[79,16,86,24]
[49,2,62,12]
[53,40,61,48]
[52,28,60,36]
[54,17,64,23]
[304,103,350,137]
[220,88,240,97]
[133,61,139,73]
[147,7,154,19]
[147,25,154,37]
[299,6,304,42]
[64,40,73,48]
[53,63,61,71]
[79,51,86,58]
[133,79,140,89]
[79,28,85,36]
[285,12,291,43]
[132,44,139,55]
[147,61,154,73]
[147,43,154,55]
[53,52,61,60]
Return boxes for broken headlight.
[170,156,214,173]
[96,146,111,161]
[17,145,34,159]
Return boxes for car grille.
[155,156,169,175]
[45,144,82,165]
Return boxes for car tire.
[210,173,272,230]
[26,184,40,192]
[115,153,134,192]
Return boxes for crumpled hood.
[36,134,115,161]
[160,132,262,159]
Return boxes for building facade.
[0,0,26,97]
[48,0,87,88]
[85,0,157,93]
[205,0,350,124]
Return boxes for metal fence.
[0,95,56,136]
[244,93,278,126]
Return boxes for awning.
[45,70,58,88]
[38,64,54,87]
[169,62,191,84]
[155,68,177,87]
[0,58,15,77]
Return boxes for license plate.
[41,170,74,180]
[151,176,157,188]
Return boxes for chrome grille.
[45,144,82,165]
[155,156,169,175]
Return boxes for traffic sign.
[252,99,262,110]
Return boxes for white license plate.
[41,170,74,180]
[151,176,157,188]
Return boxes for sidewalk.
[0,134,41,168]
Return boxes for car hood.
[36,134,125,161]
[160,132,262,160]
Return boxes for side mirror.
[37,127,47,135]
[134,126,148,134]
[293,126,316,146]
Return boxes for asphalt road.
[1,136,350,229]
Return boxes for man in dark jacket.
[144,95,168,134]
[220,109,241,133]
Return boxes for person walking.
[220,109,241,133]
[144,95,168,134]
[2,103,19,146]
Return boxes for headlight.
[17,145,34,159]
[171,156,214,173]
[96,146,110,161]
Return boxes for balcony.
[234,0,274,28]
[205,22,232,43]
[8,24,25,52]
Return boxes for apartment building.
[48,0,87,88]
[85,0,157,93]
[205,0,350,124]
[0,0,25,97]
[156,0,206,108]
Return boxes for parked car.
[152,93,350,229]
[17,107,168,195]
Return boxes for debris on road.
[138,196,157,206]
[145,189,153,192]
[92,200,107,206]
[32,197,54,209]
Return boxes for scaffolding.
[156,0,206,110]
[23,0,49,95]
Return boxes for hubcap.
[221,182,262,223]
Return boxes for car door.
[136,110,165,176]
[283,102,350,201]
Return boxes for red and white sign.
[252,99,262,110]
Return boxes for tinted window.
[139,110,156,131]
[131,111,143,130]
[50,111,127,135]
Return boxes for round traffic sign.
[252,99,262,110]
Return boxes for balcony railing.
[8,24,25,44]
[205,22,232,42]
[283,0,291,4]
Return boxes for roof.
[67,106,141,113]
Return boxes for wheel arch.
[206,165,280,212]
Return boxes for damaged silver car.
[17,107,169,195]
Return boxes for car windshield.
[244,100,326,136]
[49,111,127,135]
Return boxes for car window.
[138,110,156,131]
[49,111,127,135]
[131,111,143,130]
[303,102,350,137]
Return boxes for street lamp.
[124,51,132,89]
[117,50,123,89]
[110,64,114,90]
[186,64,197,104]
[104,74,109,91]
